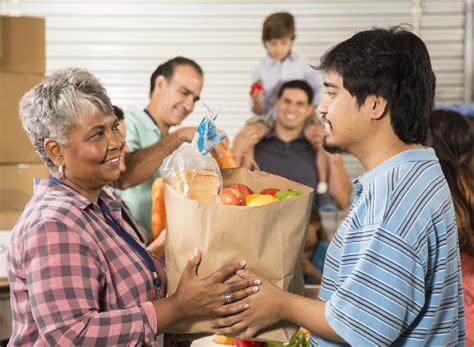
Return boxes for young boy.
[251,12,321,117]
[250,12,330,201]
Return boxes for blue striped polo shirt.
[311,148,466,346]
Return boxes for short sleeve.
[124,110,142,152]
[325,223,425,346]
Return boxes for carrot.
[151,177,166,240]
[211,142,237,169]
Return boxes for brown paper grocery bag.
[165,167,313,342]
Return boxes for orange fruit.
[214,335,235,345]
[247,194,277,206]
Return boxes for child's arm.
[300,255,323,284]
[251,90,264,115]
[316,150,329,192]
[326,153,352,210]
[303,118,330,193]
[303,118,351,209]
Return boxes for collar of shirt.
[357,147,437,189]
[35,177,122,214]
[263,51,297,66]
[139,108,162,134]
[262,130,306,144]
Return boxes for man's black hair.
[149,56,203,97]
[317,26,436,144]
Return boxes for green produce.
[265,332,309,347]
[275,189,302,201]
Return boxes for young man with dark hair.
[212,27,466,346]
[117,56,202,235]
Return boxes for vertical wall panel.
[0,0,468,185]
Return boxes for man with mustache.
[212,27,466,346]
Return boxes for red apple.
[250,80,263,94]
[219,187,245,206]
[235,340,265,347]
[226,183,253,197]
[259,188,280,196]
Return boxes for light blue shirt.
[312,148,466,346]
[120,108,162,236]
[252,51,321,117]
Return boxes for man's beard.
[322,136,345,154]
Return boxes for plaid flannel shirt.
[8,178,166,346]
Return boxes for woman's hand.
[172,249,262,319]
[209,269,285,339]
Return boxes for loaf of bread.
[167,170,220,203]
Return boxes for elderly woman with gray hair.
[7,68,259,346]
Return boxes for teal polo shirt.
[120,108,162,236]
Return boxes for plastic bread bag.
[162,106,225,203]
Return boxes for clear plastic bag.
[162,106,224,203]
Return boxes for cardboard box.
[0,72,44,164]
[0,296,12,340]
[0,16,45,74]
[0,210,21,230]
[0,17,3,59]
[0,163,49,211]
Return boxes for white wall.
[0,0,469,182]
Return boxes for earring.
[58,164,64,180]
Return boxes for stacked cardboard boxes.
[0,16,48,283]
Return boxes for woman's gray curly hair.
[19,67,114,172]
